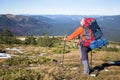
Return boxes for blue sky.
[0,0,120,15]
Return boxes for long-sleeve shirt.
[66,26,86,41]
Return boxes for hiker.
[64,18,91,74]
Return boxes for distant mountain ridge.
[0,14,51,35]
[0,14,120,42]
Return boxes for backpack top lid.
[83,18,103,39]
[83,18,95,28]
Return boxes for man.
[65,18,91,74]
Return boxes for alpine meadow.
[0,0,120,79]
[0,14,120,80]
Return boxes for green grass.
[0,38,120,80]
[0,68,42,80]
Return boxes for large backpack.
[80,18,107,49]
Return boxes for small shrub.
[28,57,52,64]
[37,36,61,47]
[0,68,42,80]
[100,46,119,52]
[5,56,29,66]
[53,48,70,54]
[24,36,37,45]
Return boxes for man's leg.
[80,46,90,74]
[82,60,89,74]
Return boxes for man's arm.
[66,27,83,41]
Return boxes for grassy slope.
[43,50,120,80]
[0,40,120,80]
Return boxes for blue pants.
[79,45,91,74]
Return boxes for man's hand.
[63,37,66,41]
[63,35,67,41]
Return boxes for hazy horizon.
[0,0,120,15]
[1,13,120,16]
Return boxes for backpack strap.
[79,25,95,47]
[82,26,91,40]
